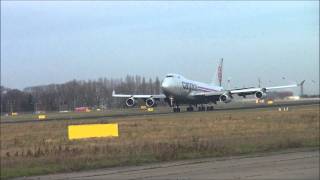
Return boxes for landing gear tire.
[207,106,214,111]
[187,107,194,112]
[173,107,181,113]
[198,106,205,111]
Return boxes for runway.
[2,99,319,124]
[17,148,319,180]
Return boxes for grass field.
[1,104,319,179]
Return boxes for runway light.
[147,108,154,112]
[68,123,119,140]
[278,107,289,112]
[38,115,47,120]
[267,100,274,105]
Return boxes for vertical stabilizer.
[214,58,223,86]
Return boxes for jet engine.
[146,98,156,107]
[126,98,136,107]
[255,90,267,99]
[220,93,232,103]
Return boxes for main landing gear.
[173,105,214,113]
[188,105,214,112]
[198,105,214,111]
[198,106,205,111]
[173,106,181,112]
[187,106,194,112]
[207,106,214,111]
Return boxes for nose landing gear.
[169,97,180,112]
[169,97,174,107]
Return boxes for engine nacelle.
[220,94,232,103]
[146,98,156,107]
[255,91,267,99]
[126,98,136,107]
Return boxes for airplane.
[112,59,297,112]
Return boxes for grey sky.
[1,1,319,94]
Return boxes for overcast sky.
[1,1,319,94]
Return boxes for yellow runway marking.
[38,115,47,120]
[68,123,118,140]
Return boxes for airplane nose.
[161,78,171,92]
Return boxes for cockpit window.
[166,75,174,78]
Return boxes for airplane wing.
[230,84,298,94]
[191,91,222,97]
[112,90,166,99]
[193,84,298,97]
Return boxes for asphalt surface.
[17,149,319,180]
[2,99,319,124]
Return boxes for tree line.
[1,75,162,113]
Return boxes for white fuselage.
[161,74,223,103]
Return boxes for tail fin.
[213,58,223,86]
[299,80,306,86]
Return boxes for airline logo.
[182,81,198,91]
